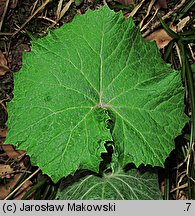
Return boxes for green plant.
[5,6,188,199]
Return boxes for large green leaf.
[5,6,187,182]
[56,169,163,200]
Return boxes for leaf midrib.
[98,27,104,106]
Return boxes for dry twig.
[4,168,41,200]
[126,0,145,18]
[142,0,187,37]
[0,0,10,32]
[140,0,156,29]
[12,0,50,37]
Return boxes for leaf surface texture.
[56,169,163,200]
[5,6,188,182]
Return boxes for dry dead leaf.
[0,128,7,139]
[56,0,74,21]
[156,0,168,9]
[0,51,9,76]
[146,16,190,49]
[14,179,33,200]
[0,172,32,199]
[0,144,30,199]
[0,164,13,178]
[0,142,29,198]
[0,179,13,199]
[177,16,190,32]
[116,0,135,6]
[146,27,176,49]
[2,144,25,159]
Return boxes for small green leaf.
[75,0,83,6]
[56,169,163,200]
[5,6,188,182]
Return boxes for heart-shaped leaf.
[56,169,163,200]
[5,6,188,182]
